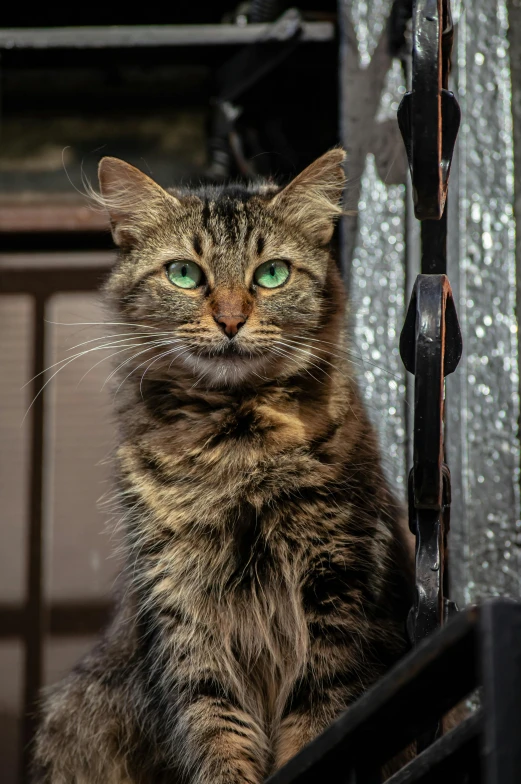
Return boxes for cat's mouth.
[199,342,247,360]
[220,343,245,358]
[179,340,274,387]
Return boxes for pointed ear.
[270,149,346,244]
[97,157,179,248]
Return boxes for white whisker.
[104,341,182,391]
[286,335,401,379]
[22,337,172,424]
[23,335,171,387]
[273,341,332,382]
[276,339,348,382]
[77,340,174,389]
[269,345,323,385]
[66,330,174,352]
[112,343,188,398]
[44,320,161,330]
[138,345,189,399]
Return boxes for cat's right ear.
[98,157,179,248]
[269,148,346,244]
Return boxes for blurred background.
[1,2,521,782]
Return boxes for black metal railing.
[267,601,521,783]
[398,0,461,648]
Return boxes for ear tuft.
[97,157,178,248]
[270,148,346,243]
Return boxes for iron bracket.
[397,1,462,665]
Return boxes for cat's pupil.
[270,265,275,276]
[181,265,187,277]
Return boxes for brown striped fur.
[33,150,413,783]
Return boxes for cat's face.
[99,151,346,388]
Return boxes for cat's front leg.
[272,613,401,771]
[273,633,407,772]
[174,685,269,784]
[273,672,355,771]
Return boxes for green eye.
[166,260,203,289]
[254,259,290,289]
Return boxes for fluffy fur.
[33,150,413,783]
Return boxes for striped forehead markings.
[193,234,202,256]
[200,198,255,246]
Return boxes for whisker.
[273,341,332,382]
[112,343,188,399]
[77,340,174,388]
[282,335,359,367]
[138,344,196,398]
[22,337,172,424]
[248,366,271,384]
[23,335,171,387]
[276,340,338,379]
[275,339,358,385]
[168,348,190,370]
[187,347,210,390]
[44,320,161,330]
[66,330,174,352]
[287,335,402,380]
[103,340,182,390]
[269,345,323,385]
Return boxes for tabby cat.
[33,149,413,783]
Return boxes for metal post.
[397,0,462,746]
[480,601,521,784]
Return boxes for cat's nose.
[214,313,248,338]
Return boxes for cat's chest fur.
[117,384,352,689]
[119,382,343,535]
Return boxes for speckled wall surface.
[340,0,521,605]
[339,2,409,496]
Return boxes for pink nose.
[214,314,248,338]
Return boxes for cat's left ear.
[270,148,346,244]
[98,157,180,248]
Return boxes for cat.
[33,149,413,783]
